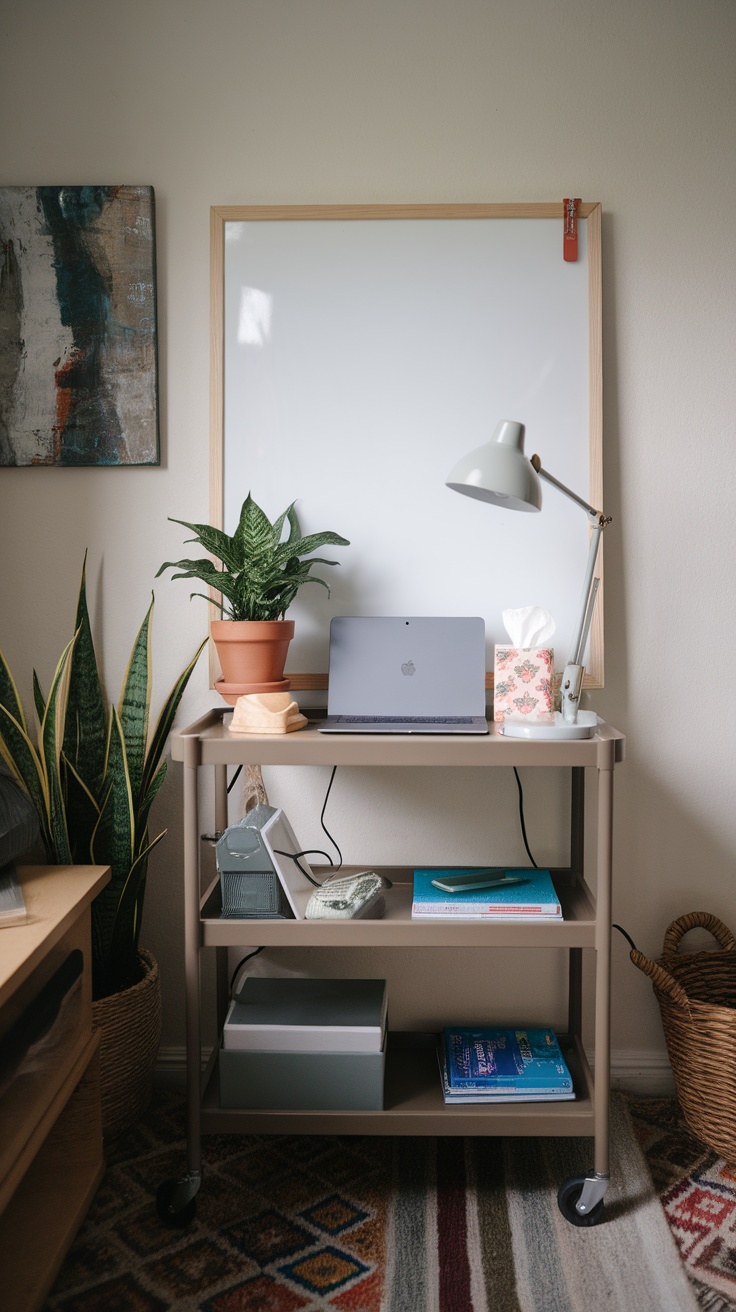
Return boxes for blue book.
[443,1027,573,1092]
[411,868,561,919]
[437,1042,574,1102]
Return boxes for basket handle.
[627,947,691,1009]
[662,911,736,957]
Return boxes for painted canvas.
[0,185,159,466]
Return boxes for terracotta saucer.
[215,676,291,706]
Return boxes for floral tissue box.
[493,646,555,723]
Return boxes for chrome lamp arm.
[531,455,612,720]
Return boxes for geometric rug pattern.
[45,1090,389,1311]
[43,1088,732,1311]
[627,1096,736,1312]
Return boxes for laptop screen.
[326,617,487,718]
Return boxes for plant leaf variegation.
[0,557,207,999]
[156,492,350,622]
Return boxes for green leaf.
[187,590,230,616]
[106,828,166,988]
[141,637,207,804]
[0,647,28,735]
[61,755,101,865]
[161,519,241,572]
[33,671,46,726]
[157,557,227,585]
[156,558,241,617]
[39,634,77,864]
[137,760,168,837]
[91,708,135,965]
[63,554,107,801]
[274,529,349,561]
[233,494,277,570]
[271,500,299,546]
[118,596,153,807]
[0,703,51,855]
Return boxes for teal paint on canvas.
[0,185,159,466]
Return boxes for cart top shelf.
[172,709,625,770]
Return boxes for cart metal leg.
[156,738,205,1225]
[558,761,614,1226]
[567,766,585,1040]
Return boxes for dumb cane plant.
[156,492,349,621]
[0,558,206,999]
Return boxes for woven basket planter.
[629,912,736,1164]
[92,948,162,1140]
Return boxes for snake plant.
[0,557,206,998]
[156,492,350,622]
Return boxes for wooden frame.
[210,203,603,691]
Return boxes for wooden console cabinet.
[0,864,109,1312]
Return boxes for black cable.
[270,764,344,887]
[613,923,638,952]
[229,945,264,993]
[272,848,332,887]
[513,767,538,868]
[227,764,243,794]
[320,765,342,869]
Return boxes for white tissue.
[502,606,556,648]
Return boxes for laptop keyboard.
[330,716,476,725]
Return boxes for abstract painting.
[0,185,159,466]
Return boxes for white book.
[411,908,562,919]
[223,977,388,1052]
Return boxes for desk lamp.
[446,420,611,739]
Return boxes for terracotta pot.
[211,619,294,691]
[92,948,162,1140]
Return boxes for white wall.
[1,0,735,1083]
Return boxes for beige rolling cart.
[157,710,624,1228]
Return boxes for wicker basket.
[92,948,162,1140]
[629,912,736,1163]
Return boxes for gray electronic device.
[215,805,315,920]
[216,806,287,918]
[430,871,527,893]
[319,616,489,733]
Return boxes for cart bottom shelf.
[200,1033,596,1137]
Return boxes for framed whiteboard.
[210,204,603,690]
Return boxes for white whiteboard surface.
[211,205,603,687]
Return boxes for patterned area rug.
[627,1096,736,1312]
[44,1090,704,1311]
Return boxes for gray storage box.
[219,1042,386,1110]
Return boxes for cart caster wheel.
[156,1179,198,1227]
[557,1175,605,1227]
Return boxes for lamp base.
[498,711,598,740]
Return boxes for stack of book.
[411,868,562,920]
[438,1026,575,1102]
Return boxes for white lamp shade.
[446,420,542,512]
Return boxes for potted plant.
[156,492,349,700]
[0,556,206,1136]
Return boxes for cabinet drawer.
[0,916,92,1188]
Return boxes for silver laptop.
[319,616,489,734]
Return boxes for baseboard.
[598,1049,676,1096]
[155,1045,676,1097]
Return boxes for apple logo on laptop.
[401,660,416,676]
